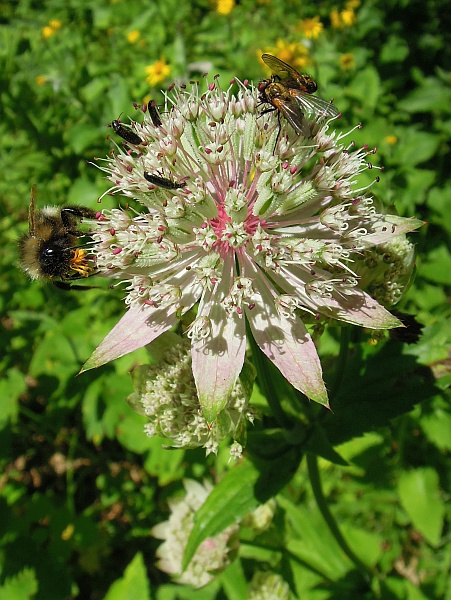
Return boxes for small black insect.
[143,172,186,190]
[110,119,143,145]
[148,100,162,127]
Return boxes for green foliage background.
[0,0,450,598]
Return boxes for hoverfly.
[258,54,339,139]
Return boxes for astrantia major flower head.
[151,479,239,588]
[85,76,422,419]
[249,571,291,600]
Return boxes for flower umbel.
[127,334,256,456]
[85,76,422,418]
[249,572,291,600]
[151,479,239,588]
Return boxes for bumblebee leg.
[60,206,97,231]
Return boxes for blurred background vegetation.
[0,0,450,598]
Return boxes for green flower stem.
[306,451,372,581]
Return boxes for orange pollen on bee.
[70,248,92,277]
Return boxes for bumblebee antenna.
[29,186,36,237]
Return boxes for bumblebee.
[19,188,98,289]
[258,54,339,136]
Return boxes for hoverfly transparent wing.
[290,90,340,119]
[261,53,299,80]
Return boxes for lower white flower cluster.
[126,336,256,457]
[151,479,281,591]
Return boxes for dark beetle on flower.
[144,172,186,190]
[110,118,143,145]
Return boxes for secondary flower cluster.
[151,479,281,590]
[151,479,239,588]
[86,75,422,423]
[127,336,256,457]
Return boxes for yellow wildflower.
[330,9,341,29]
[127,30,140,44]
[384,135,398,145]
[330,8,357,29]
[216,0,235,15]
[346,0,360,9]
[61,524,75,540]
[297,16,324,39]
[145,58,171,87]
[35,75,47,86]
[340,8,357,26]
[42,19,62,38]
[42,26,55,39]
[339,53,355,70]
[260,40,310,72]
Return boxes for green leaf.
[281,498,352,580]
[66,124,102,154]
[219,559,248,600]
[348,66,381,110]
[305,425,348,466]
[0,568,38,600]
[411,320,451,376]
[397,130,440,166]
[182,462,259,570]
[397,468,444,546]
[0,369,26,429]
[107,77,135,121]
[104,553,151,600]
[340,525,383,568]
[67,177,101,206]
[420,404,451,451]
[116,411,150,454]
[143,439,185,485]
[323,342,438,446]
[427,185,451,235]
[417,245,451,285]
[397,78,451,113]
[380,36,409,63]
